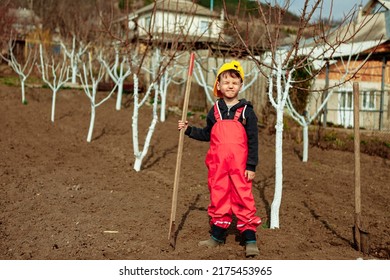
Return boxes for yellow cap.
[213,60,244,97]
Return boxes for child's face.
[217,72,243,99]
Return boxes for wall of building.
[137,11,223,40]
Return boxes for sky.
[259,0,371,21]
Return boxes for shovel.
[168,53,195,249]
[352,82,370,254]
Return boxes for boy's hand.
[245,170,255,181]
[178,120,188,131]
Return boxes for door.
[338,89,353,128]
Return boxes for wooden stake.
[353,82,370,254]
[353,82,362,251]
[168,53,195,248]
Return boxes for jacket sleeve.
[244,107,259,171]
[184,108,215,142]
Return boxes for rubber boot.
[242,229,259,257]
[245,242,259,257]
[198,225,226,247]
[198,237,222,248]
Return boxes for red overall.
[205,102,261,233]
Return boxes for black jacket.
[185,98,258,171]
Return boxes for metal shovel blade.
[353,225,370,254]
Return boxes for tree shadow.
[302,201,353,246]
[293,147,303,161]
[92,127,106,141]
[252,173,275,228]
[142,142,177,169]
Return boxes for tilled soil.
[0,84,389,260]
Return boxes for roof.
[362,0,390,15]
[301,40,383,69]
[300,0,390,52]
[262,39,383,71]
[8,8,40,25]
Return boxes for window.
[200,20,209,33]
[362,90,376,110]
[338,89,353,127]
[145,16,151,31]
[339,90,353,109]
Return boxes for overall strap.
[214,100,247,122]
[234,105,247,121]
[213,100,222,121]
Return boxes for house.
[0,8,41,60]
[121,0,226,49]
[307,0,390,130]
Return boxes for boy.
[178,60,261,257]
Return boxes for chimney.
[357,4,363,22]
[220,9,224,21]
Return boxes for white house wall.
[137,11,223,39]
[311,79,390,130]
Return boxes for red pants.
[205,104,261,233]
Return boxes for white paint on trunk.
[60,36,89,84]
[38,44,70,122]
[132,75,158,171]
[98,48,132,111]
[268,61,294,229]
[0,40,36,104]
[78,52,117,142]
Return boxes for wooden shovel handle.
[168,53,195,246]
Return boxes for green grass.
[0,76,20,86]
[0,75,42,87]
[323,131,338,142]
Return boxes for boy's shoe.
[198,237,222,248]
[245,242,259,257]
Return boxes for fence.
[166,54,269,123]
[323,89,390,131]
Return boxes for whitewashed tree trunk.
[60,35,89,84]
[142,49,188,122]
[158,61,187,122]
[78,52,117,142]
[302,124,309,162]
[286,40,373,162]
[193,60,215,105]
[270,107,284,229]
[98,49,132,111]
[51,91,57,122]
[286,90,334,162]
[133,87,159,171]
[132,50,190,170]
[20,76,27,104]
[132,74,157,171]
[116,77,124,110]
[269,62,294,229]
[87,103,96,142]
[159,72,168,122]
[0,40,36,104]
[38,44,70,122]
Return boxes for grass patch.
[323,131,338,142]
[0,76,20,86]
